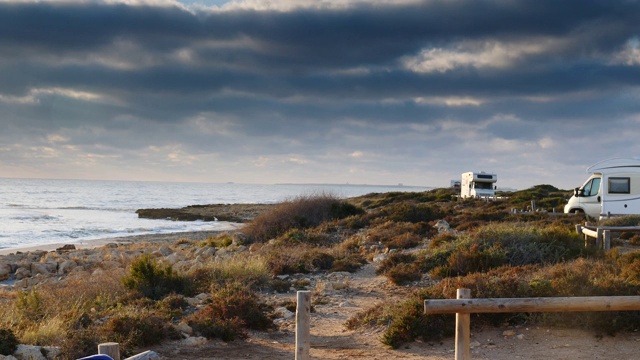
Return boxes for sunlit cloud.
[414,96,484,107]
[403,39,560,73]
[611,37,640,66]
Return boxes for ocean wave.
[11,214,59,221]
[6,203,26,208]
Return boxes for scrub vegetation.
[4,185,640,357]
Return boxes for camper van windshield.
[583,177,601,197]
[474,182,493,190]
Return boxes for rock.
[176,322,193,336]
[274,307,295,319]
[372,254,388,263]
[0,263,11,281]
[58,260,77,274]
[195,247,216,258]
[14,345,46,360]
[181,336,207,346]
[0,355,18,360]
[31,262,56,276]
[55,244,76,252]
[232,232,249,246]
[516,334,525,340]
[14,267,30,280]
[165,253,183,265]
[502,330,517,337]
[41,346,60,360]
[433,219,451,233]
[338,301,357,307]
[157,246,173,256]
[249,243,262,252]
[470,341,482,348]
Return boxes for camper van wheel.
[571,209,584,214]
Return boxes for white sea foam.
[0,178,430,250]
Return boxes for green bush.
[0,329,18,356]
[102,313,178,351]
[122,255,185,300]
[421,223,589,278]
[244,194,364,242]
[264,245,335,275]
[187,283,272,341]
[383,202,443,223]
[600,215,640,227]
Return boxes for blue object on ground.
[77,355,114,360]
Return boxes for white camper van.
[460,172,497,199]
[564,158,640,219]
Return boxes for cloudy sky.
[1,0,640,189]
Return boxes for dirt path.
[150,263,640,359]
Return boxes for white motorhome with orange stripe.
[564,158,640,219]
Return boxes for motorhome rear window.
[608,177,630,194]
[477,174,493,179]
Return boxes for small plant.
[102,313,179,351]
[0,328,18,356]
[15,289,45,322]
[629,234,640,246]
[201,233,233,248]
[187,282,272,341]
[186,254,270,294]
[122,255,185,300]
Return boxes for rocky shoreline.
[136,203,274,222]
[0,231,233,288]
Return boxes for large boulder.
[0,263,11,281]
[14,345,46,360]
[31,262,56,276]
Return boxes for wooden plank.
[581,228,598,238]
[424,295,640,314]
[582,226,640,232]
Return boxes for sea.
[0,178,430,251]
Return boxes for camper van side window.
[608,177,630,194]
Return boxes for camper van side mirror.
[574,187,581,197]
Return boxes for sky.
[1,0,640,189]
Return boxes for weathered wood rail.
[424,288,640,360]
[576,223,640,250]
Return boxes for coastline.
[0,230,232,256]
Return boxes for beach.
[0,230,228,256]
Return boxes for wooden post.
[604,230,611,250]
[596,228,603,249]
[295,291,311,360]
[531,200,536,213]
[98,342,120,360]
[455,288,471,360]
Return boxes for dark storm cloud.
[2,0,640,187]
